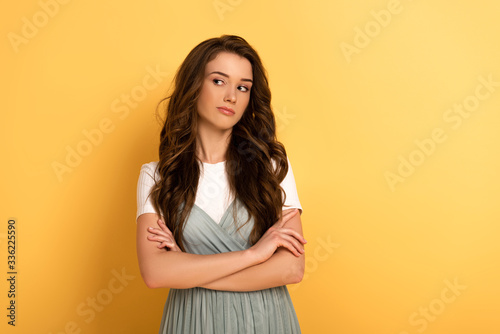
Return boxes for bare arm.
[136,210,304,289]
[137,212,260,289]
[199,210,305,291]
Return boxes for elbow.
[140,269,166,289]
[278,249,305,285]
[144,278,159,289]
[294,270,304,284]
[144,277,174,289]
[143,275,175,289]
[142,273,159,289]
[290,264,305,284]
[282,264,304,284]
[285,258,305,285]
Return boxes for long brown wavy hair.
[149,35,288,252]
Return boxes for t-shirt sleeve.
[281,157,303,214]
[136,162,161,222]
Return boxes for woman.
[136,35,306,333]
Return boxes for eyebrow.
[208,71,253,83]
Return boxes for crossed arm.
[136,209,305,291]
[200,210,305,291]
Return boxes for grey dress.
[158,199,301,333]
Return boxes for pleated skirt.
[158,285,301,333]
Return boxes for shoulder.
[270,155,292,170]
[139,161,159,177]
[278,156,297,188]
[140,161,159,170]
[137,161,161,187]
[271,156,296,183]
[275,155,303,213]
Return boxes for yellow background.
[2,0,500,333]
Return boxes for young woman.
[136,35,306,333]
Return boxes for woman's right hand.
[247,209,306,264]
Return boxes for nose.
[224,87,236,104]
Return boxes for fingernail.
[148,227,153,230]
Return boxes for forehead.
[204,52,253,79]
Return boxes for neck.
[196,124,232,164]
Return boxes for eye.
[213,79,224,85]
[238,85,250,92]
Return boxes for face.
[196,51,253,133]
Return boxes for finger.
[147,227,169,238]
[147,235,172,246]
[278,234,305,255]
[148,231,180,249]
[159,240,180,250]
[278,240,302,257]
[153,235,169,243]
[279,227,307,244]
[157,219,169,230]
[158,241,173,248]
[147,234,160,242]
[149,225,171,237]
[157,220,175,237]
[169,244,182,252]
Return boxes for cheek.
[196,87,211,112]
[241,95,251,111]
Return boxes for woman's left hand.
[146,219,183,252]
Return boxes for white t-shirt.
[136,157,303,223]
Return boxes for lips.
[217,106,235,115]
